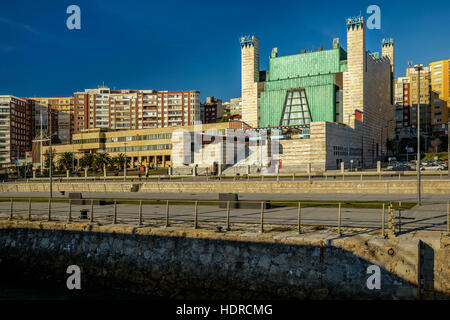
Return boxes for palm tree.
[79,153,95,169]
[94,152,111,171]
[58,152,74,171]
[112,153,129,170]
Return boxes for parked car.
[389,165,411,171]
[421,164,446,171]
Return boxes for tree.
[58,152,74,171]
[43,148,56,172]
[93,152,111,171]
[111,153,129,170]
[79,153,95,169]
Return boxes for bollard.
[260,201,264,233]
[338,202,342,236]
[138,200,143,226]
[194,201,198,229]
[47,198,52,221]
[297,202,302,234]
[165,200,170,227]
[113,200,117,224]
[68,199,72,223]
[381,203,385,238]
[9,198,13,220]
[292,174,295,182]
[27,198,32,221]
[226,201,231,231]
[90,199,94,223]
[398,207,402,233]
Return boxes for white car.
[421,164,446,171]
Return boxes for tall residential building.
[73,87,200,133]
[394,77,412,138]
[0,96,34,166]
[429,58,450,135]
[29,96,74,144]
[406,66,432,134]
[201,96,223,123]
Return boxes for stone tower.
[240,35,260,128]
[343,16,366,128]
[382,38,395,77]
[382,38,395,104]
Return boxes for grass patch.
[312,225,325,231]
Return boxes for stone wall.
[3,179,450,194]
[0,221,448,299]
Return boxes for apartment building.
[0,96,34,167]
[406,66,432,134]
[73,87,201,133]
[394,77,412,139]
[201,96,223,123]
[29,96,74,144]
[429,59,450,135]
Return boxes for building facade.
[201,96,223,123]
[0,96,34,167]
[28,97,73,144]
[429,59,450,135]
[238,15,395,169]
[73,87,201,133]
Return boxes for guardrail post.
[165,200,170,227]
[338,202,342,236]
[9,198,13,220]
[381,203,385,238]
[388,203,395,236]
[89,199,94,223]
[113,200,117,224]
[226,200,231,231]
[138,200,143,226]
[68,199,72,223]
[47,198,52,221]
[194,201,198,229]
[297,202,301,234]
[28,198,32,221]
[260,201,264,233]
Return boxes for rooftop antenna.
[408,61,412,67]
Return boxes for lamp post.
[123,141,127,180]
[413,63,424,205]
[347,112,356,169]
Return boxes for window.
[279,89,311,126]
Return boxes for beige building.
[43,122,236,169]
[429,59,450,134]
[406,66,432,134]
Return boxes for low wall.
[0,221,448,299]
[1,179,450,194]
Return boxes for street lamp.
[412,63,424,205]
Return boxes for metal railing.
[2,171,450,184]
[0,198,448,236]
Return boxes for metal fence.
[3,171,450,184]
[0,198,448,235]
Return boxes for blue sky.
[0,0,449,102]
